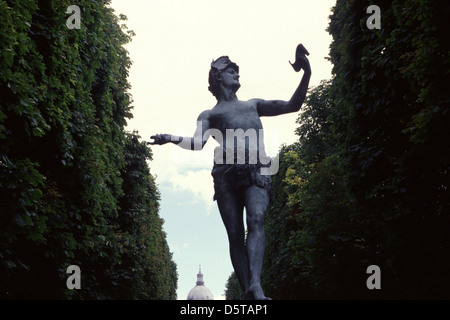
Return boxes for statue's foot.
[244,283,271,300]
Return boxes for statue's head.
[208,56,240,99]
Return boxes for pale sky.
[110,0,335,300]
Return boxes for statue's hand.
[148,134,171,145]
[295,43,310,56]
[290,43,311,73]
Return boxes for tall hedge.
[0,0,176,299]
[262,0,450,299]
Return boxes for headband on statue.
[210,56,239,73]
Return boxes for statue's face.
[220,67,240,92]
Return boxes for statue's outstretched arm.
[148,110,210,150]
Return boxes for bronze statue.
[149,44,311,300]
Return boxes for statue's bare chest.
[209,101,263,132]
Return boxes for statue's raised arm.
[256,43,311,117]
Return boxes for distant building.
[186,266,214,300]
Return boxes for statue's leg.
[216,191,249,293]
[244,185,270,300]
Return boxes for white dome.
[187,284,214,300]
[186,267,214,300]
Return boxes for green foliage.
[224,272,244,300]
[262,0,450,299]
[1,0,176,299]
[263,83,368,299]
[115,131,178,300]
